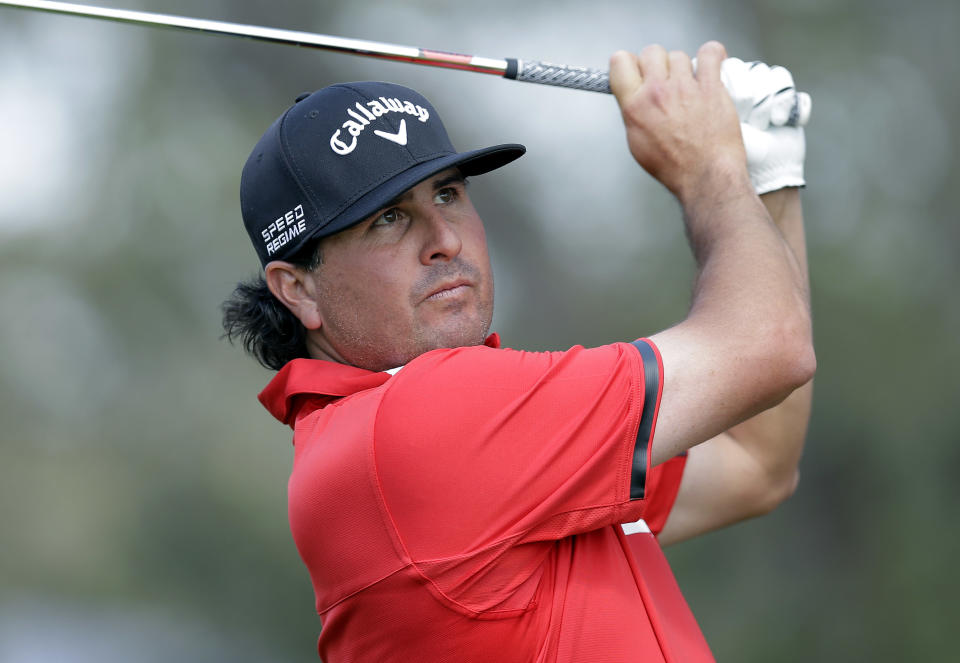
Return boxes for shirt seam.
[315,562,411,615]
[370,375,501,618]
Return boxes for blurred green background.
[1,0,956,660]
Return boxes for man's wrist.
[678,157,756,216]
[678,162,767,264]
[759,186,799,215]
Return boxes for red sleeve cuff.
[629,339,664,500]
[645,453,687,535]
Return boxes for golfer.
[223,41,815,662]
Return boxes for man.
[223,41,815,662]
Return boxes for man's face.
[305,168,494,372]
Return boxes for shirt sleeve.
[374,339,670,560]
[643,453,687,536]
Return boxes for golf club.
[0,0,810,126]
[0,0,611,93]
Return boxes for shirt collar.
[259,333,500,427]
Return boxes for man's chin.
[417,319,490,354]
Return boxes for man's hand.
[609,41,749,202]
[721,58,809,194]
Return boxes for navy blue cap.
[240,81,525,266]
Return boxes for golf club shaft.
[0,0,612,93]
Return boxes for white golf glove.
[720,57,811,194]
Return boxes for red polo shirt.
[260,336,712,662]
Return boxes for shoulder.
[392,342,640,393]
[375,342,646,448]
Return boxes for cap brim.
[316,143,525,239]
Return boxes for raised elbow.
[761,311,816,397]
[770,468,801,513]
[788,329,817,389]
[747,467,801,518]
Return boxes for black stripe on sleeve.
[629,339,661,500]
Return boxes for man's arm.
[608,44,815,475]
[657,188,813,545]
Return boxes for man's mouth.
[425,280,471,301]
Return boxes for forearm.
[649,173,814,463]
[761,187,809,286]
[656,187,814,543]
[682,172,810,339]
[724,187,813,487]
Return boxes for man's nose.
[419,209,463,264]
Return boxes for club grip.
[505,58,610,94]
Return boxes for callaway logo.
[329,97,430,155]
[374,120,407,146]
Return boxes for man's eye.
[434,188,456,205]
[372,208,401,226]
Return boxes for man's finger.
[694,40,727,86]
[639,44,669,82]
[609,50,643,104]
[668,50,694,80]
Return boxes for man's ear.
[264,261,323,330]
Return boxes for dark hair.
[221,239,323,371]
